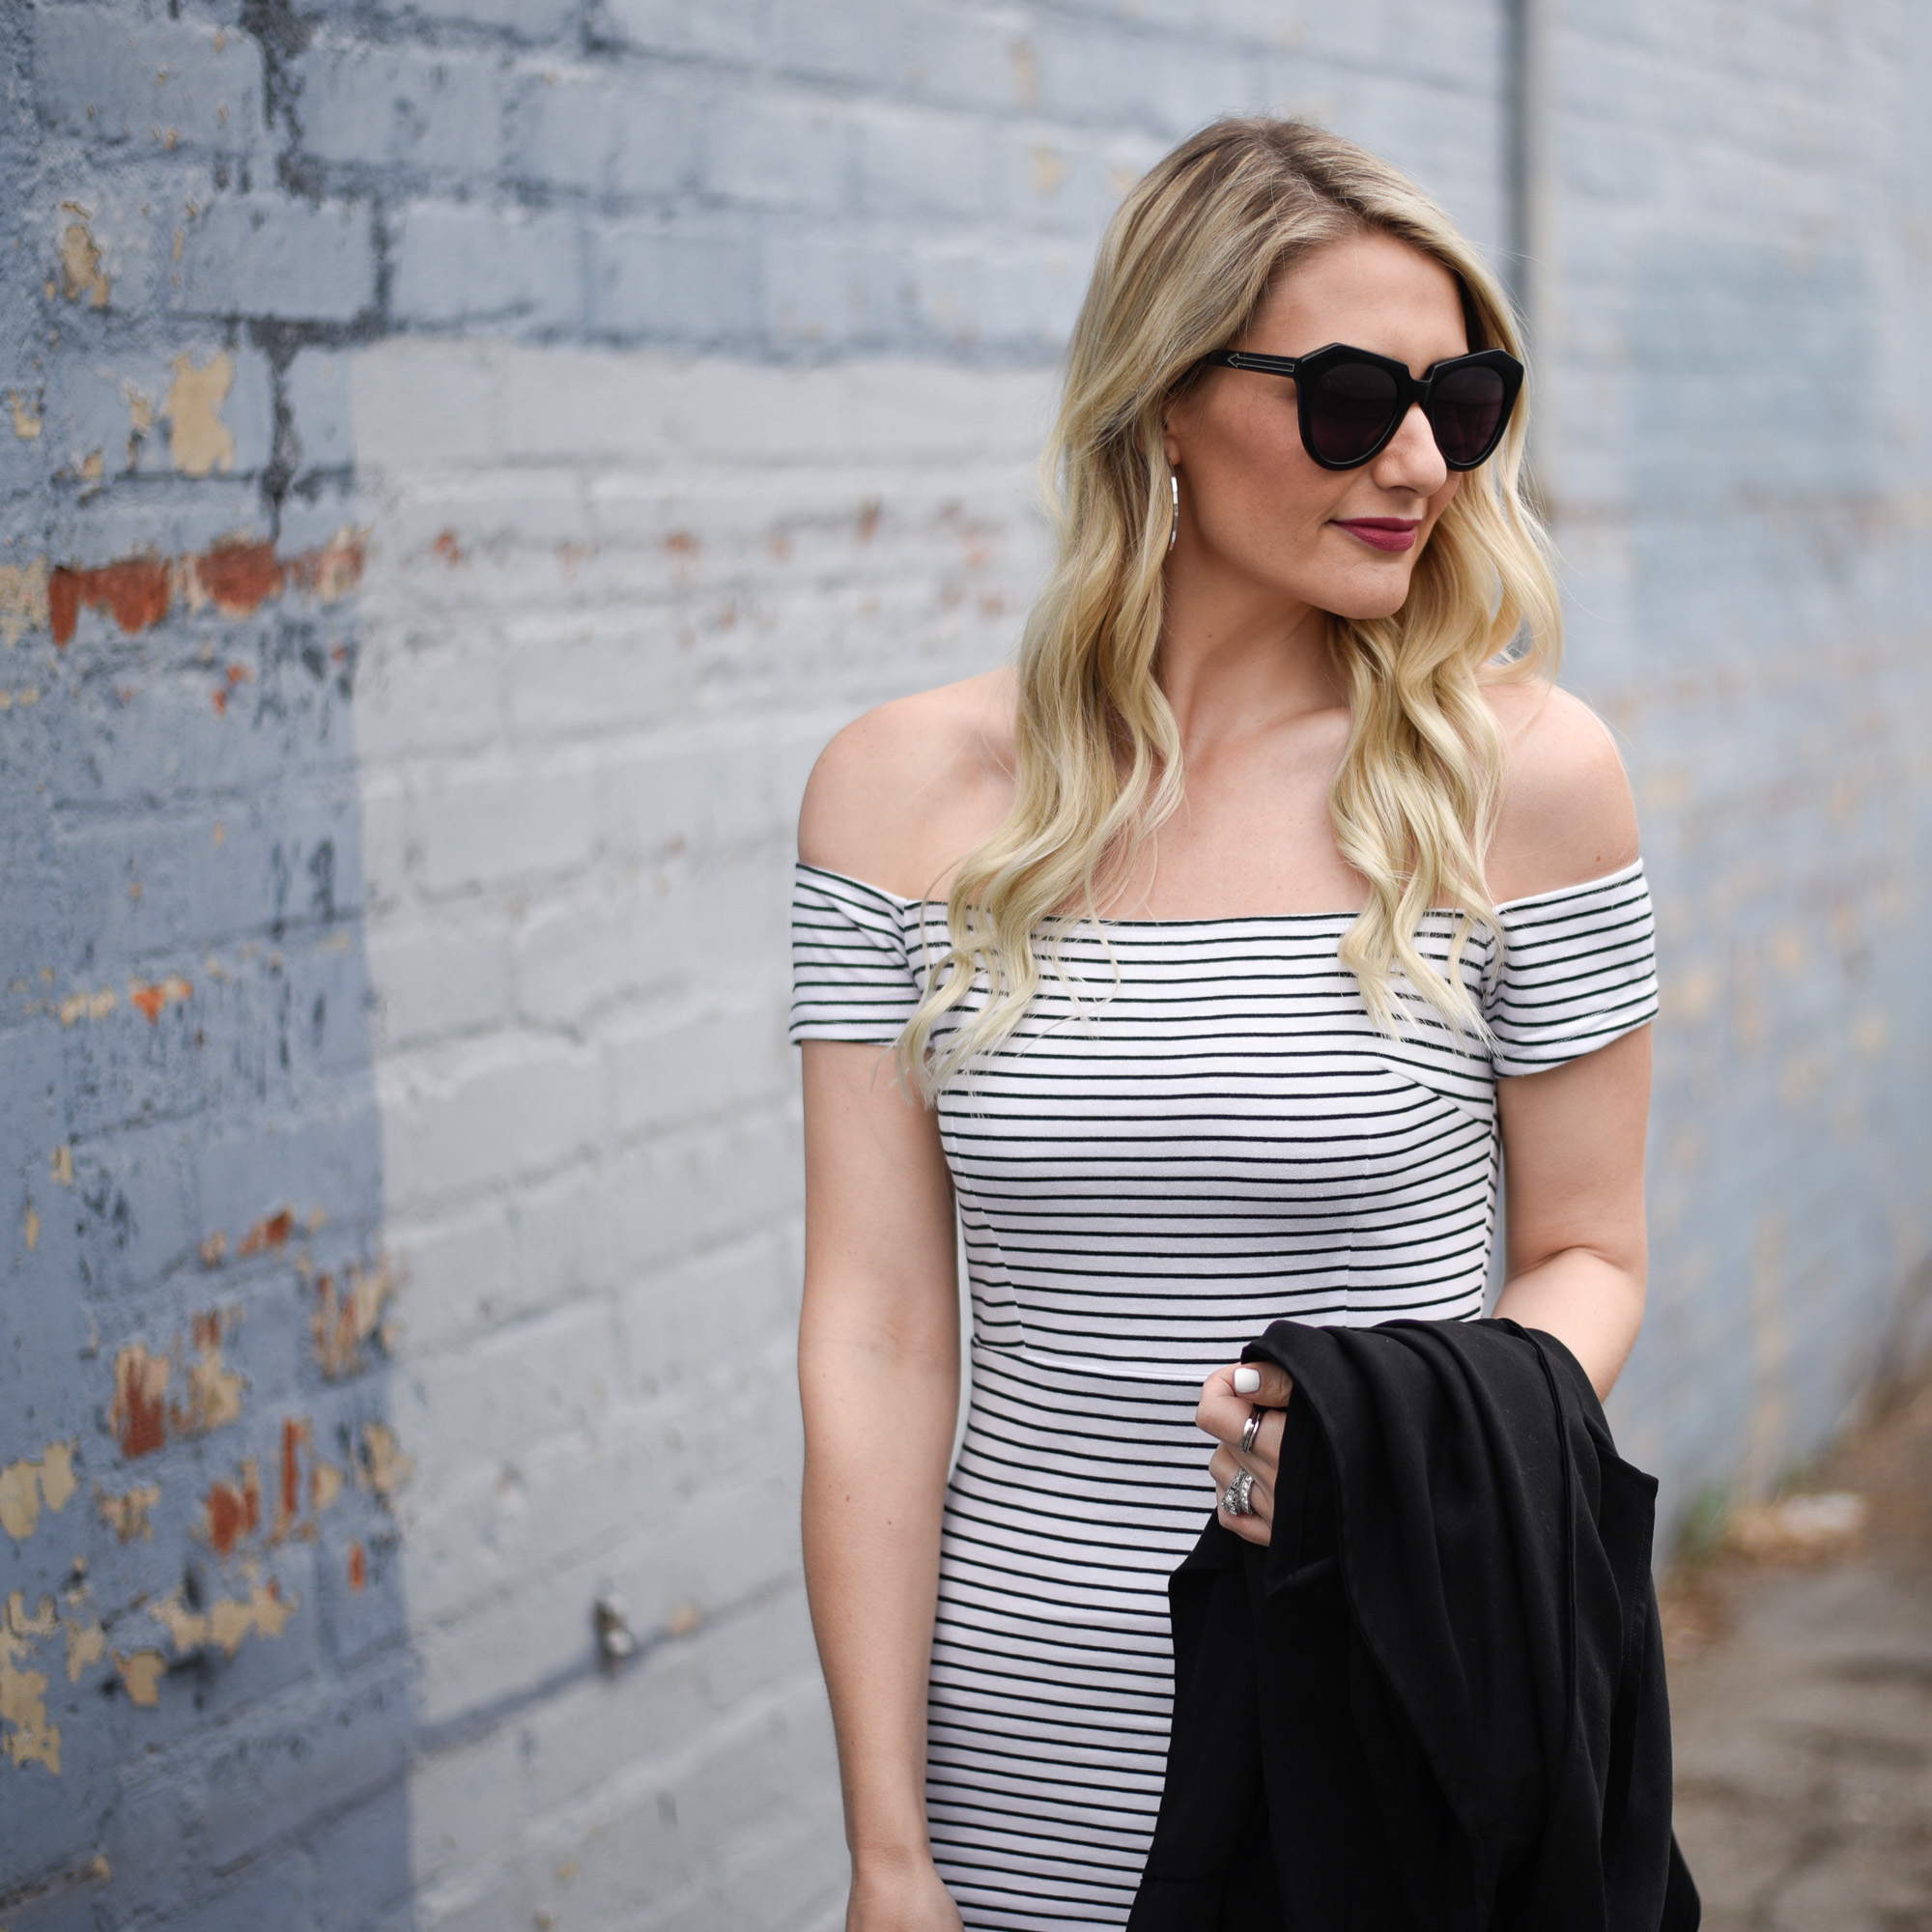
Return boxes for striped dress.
[789,860,1660,1929]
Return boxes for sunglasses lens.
[1427,363,1508,466]
[1306,359,1401,465]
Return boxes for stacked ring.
[1221,1468,1257,1518]
[1238,1405,1264,1456]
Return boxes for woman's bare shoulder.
[797,668,1018,899]
[1481,677,1641,903]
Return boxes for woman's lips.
[1332,518,1420,553]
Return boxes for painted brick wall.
[2,1,1927,1928]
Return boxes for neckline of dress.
[796,856,1646,927]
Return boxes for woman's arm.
[800,1039,964,1930]
[1491,1024,1651,1398]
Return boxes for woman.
[791,118,1657,1931]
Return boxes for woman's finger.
[1232,1359,1293,1406]
[1196,1362,1293,1459]
[1208,1443,1272,1541]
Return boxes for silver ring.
[1238,1406,1264,1457]
[1221,1468,1256,1518]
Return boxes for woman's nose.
[1373,401,1449,494]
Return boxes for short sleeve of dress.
[788,863,923,1045]
[1484,859,1660,1077]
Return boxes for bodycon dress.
[789,859,1660,1929]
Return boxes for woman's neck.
[1156,554,1347,764]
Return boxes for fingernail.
[1233,1366,1261,1395]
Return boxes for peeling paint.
[128,974,191,1023]
[58,220,109,308]
[347,1540,366,1592]
[185,538,282,617]
[314,1257,398,1378]
[150,1579,295,1659]
[1,1596,61,1774]
[310,1459,344,1514]
[239,1208,294,1257]
[46,533,366,646]
[161,351,236,477]
[274,1417,306,1541]
[0,1442,79,1542]
[0,558,49,644]
[22,1204,39,1252]
[184,1314,246,1435]
[63,1614,105,1684]
[50,1144,73,1186]
[10,390,41,439]
[56,987,118,1025]
[109,1344,170,1459]
[47,556,170,647]
[96,1483,159,1542]
[202,1457,261,1556]
[357,1422,412,1500]
[113,1650,165,1707]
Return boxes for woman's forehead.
[1249,233,1469,366]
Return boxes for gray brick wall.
[2,0,1928,1927]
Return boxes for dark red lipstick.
[1332,518,1421,553]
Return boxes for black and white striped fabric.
[789,859,1659,1928]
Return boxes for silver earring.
[1168,472,1179,551]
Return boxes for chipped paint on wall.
[314,1258,398,1379]
[356,1422,412,1500]
[1,1594,62,1775]
[201,1458,260,1556]
[44,530,363,647]
[108,1317,246,1461]
[58,216,109,308]
[128,975,191,1022]
[0,1442,79,1542]
[96,1483,159,1542]
[150,1580,295,1660]
[113,1650,165,1708]
[160,350,235,477]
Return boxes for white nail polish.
[1233,1366,1261,1395]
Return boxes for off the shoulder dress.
[789,861,1660,1930]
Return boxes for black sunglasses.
[1199,342,1523,471]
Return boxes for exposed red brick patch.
[48,530,366,647]
[225,662,253,685]
[129,975,191,1023]
[203,1458,261,1556]
[238,1208,294,1257]
[347,1541,366,1593]
[664,529,699,554]
[48,555,172,646]
[212,688,227,716]
[111,1345,171,1460]
[288,533,363,602]
[433,529,463,564]
[275,1417,306,1541]
[185,539,282,617]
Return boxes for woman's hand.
[1196,1359,1293,1547]
[847,1851,964,1931]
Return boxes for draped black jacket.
[1128,1318,1700,1932]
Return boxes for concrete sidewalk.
[1665,1376,1932,1930]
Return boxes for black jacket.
[1129,1318,1700,1932]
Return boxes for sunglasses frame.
[1199,343,1525,472]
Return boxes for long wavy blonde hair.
[898,117,1561,1096]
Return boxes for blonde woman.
[792,119,1657,1931]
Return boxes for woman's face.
[1162,231,1472,622]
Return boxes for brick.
[172,194,376,324]
[364,905,514,1050]
[377,1034,603,1207]
[596,0,767,63]
[700,90,853,216]
[507,62,694,199]
[587,222,760,343]
[390,201,583,330]
[857,105,997,223]
[606,1002,786,1139]
[283,349,355,475]
[32,7,265,156]
[413,755,600,895]
[295,40,509,178]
